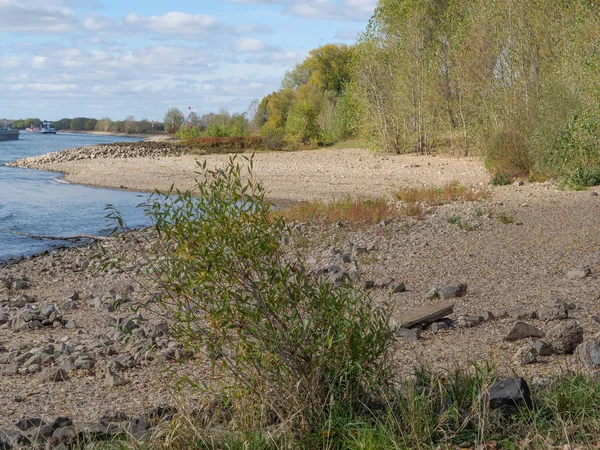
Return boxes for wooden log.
[0,227,111,242]
[394,301,454,329]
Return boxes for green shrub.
[137,157,393,431]
[182,136,262,153]
[258,124,286,150]
[490,172,514,186]
[485,130,531,179]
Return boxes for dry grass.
[394,181,489,206]
[279,197,400,224]
[278,182,487,225]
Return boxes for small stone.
[388,281,406,294]
[65,320,77,329]
[361,280,375,290]
[575,341,600,370]
[455,315,482,328]
[591,191,599,197]
[427,321,450,332]
[567,269,590,280]
[41,367,68,382]
[533,341,554,356]
[505,322,545,341]
[1,363,19,376]
[15,418,46,431]
[395,328,421,341]
[475,311,495,322]
[105,372,128,387]
[63,301,78,311]
[507,307,537,320]
[538,301,569,321]
[547,319,583,354]
[514,345,538,365]
[437,284,468,300]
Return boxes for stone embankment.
[5,142,188,170]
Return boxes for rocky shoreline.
[3,145,600,447]
[5,142,191,170]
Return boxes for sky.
[0,0,377,122]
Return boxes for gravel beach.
[2,144,600,434]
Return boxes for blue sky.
[0,0,377,122]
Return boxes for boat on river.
[40,121,57,134]
[0,123,19,141]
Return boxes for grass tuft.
[280,197,399,224]
[394,182,488,206]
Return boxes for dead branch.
[0,228,112,242]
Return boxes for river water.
[0,133,150,262]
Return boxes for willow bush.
[136,156,393,432]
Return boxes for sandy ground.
[2,146,600,428]
[37,148,490,202]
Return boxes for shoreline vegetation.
[3,0,600,447]
[2,142,600,449]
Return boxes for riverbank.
[7,144,489,202]
[3,144,600,446]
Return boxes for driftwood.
[0,227,111,242]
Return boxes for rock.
[547,319,583,354]
[41,367,68,383]
[1,364,19,376]
[533,340,554,356]
[388,281,406,294]
[514,345,538,365]
[63,301,78,311]
[475,311,495,322]
[105,372,128,387]
[15,418,45,432]
[65,320,78,329]
[395,328,421,341]
[575,341,600,370]
[361,280,375,290]
[487,378,532,416]
[537,300,569,321]
[394,301,454,328]
[438,284,468,299]
[567,268,590,280]
[427,320,451,332]
[507,307,537,320]
[454,315,483,328]
[505,322,545,341]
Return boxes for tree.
[95,117,112,132]
[164,107,184,133]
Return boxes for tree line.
[246,0,600,181]
[6,116,165,133]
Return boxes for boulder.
[575,340,600,370]
[533,341,554,357]
[537,300,570,321]
[395,328,421,342]
[514,345,537,365]
[487,378,532,416]
[547,319,583,354]
[505,322,545,341]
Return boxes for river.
[0,132,150,262]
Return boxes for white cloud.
[226,0,284,3]
[232,38,268,53]
[123,11,220,37]
[334,29,360,40]
[286,0,377,21]
[0,0,78,33]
